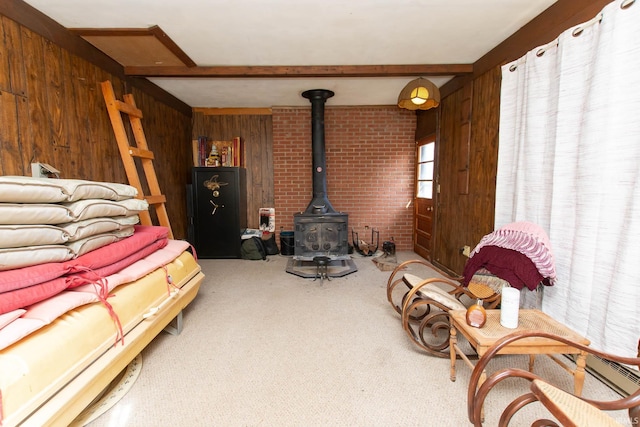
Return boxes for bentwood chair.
[468,331,640,427]
[386,259,505,358]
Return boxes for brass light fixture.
[397,77,441,110]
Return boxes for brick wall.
[273,106,417,251]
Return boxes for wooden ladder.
[101,80,174,239]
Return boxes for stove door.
[294,214,348,259]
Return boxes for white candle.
[500,287,520,329]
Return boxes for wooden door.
[413,136,436,260]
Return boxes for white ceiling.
[23,0,558,108]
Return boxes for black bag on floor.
[241,236,267,260]
[261,233,279,255]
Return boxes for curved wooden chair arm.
[386,260,430,312]
[467,331,640,427]
[469,366,543,426]
[401,277,501,315]
[386,259,462,314]
[399,276,468,318]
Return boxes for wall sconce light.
[397,77,441,110]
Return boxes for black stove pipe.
[302,89,336,215]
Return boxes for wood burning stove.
[286,89,357,278]
[294,214,349,260]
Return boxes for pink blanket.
[469,221,556,284]
[0,239,191,350]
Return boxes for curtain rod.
[507,0,635,72]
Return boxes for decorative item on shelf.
[194,137,244,167]
[206,144,221,167]
[232,136,243,167]
[196,136,208,166]
[397,77,441,111]
[210,141,232,167]
[220,145,230,167]
[466,299,487,328]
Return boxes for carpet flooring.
[84,251,624,426]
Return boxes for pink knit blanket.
[470,221,556,284]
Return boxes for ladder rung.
[145,194,167,205]
[128,147,155,159]
[102,80,173,239]
[115,100,143,118]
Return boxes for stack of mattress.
[0,176,204,427]
[0,176,149,317]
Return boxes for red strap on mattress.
[188,244,198,262]
[68,266,125,346]
[161,265,180,296]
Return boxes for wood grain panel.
[86,67,111,181]
[428,67,502,275]
[192,112,274,229]
[0,17,10,92]
[0,12,192,239]
[3,17,27,96]
[15,91,29,174]
[432,88,463,273]
[67,53,91,179]
[415,108,437,141]
[21,26,49,166]
[467,67,501,234]
[43,38,68,157]
[0,90,22,175]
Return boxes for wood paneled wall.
[192,113,274,229]
[0,12,193,239]
[432,68,501,274]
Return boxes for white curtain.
[496,0,640,358]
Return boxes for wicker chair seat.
[402,273,467,311]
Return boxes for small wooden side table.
[449,309,590,408]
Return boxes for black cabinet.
[192,167,247,258]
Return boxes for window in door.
[414,136,436,260]
[417,141,434,199]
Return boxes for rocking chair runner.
[386,259,505,358]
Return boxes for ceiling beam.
[124,64,473,78]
